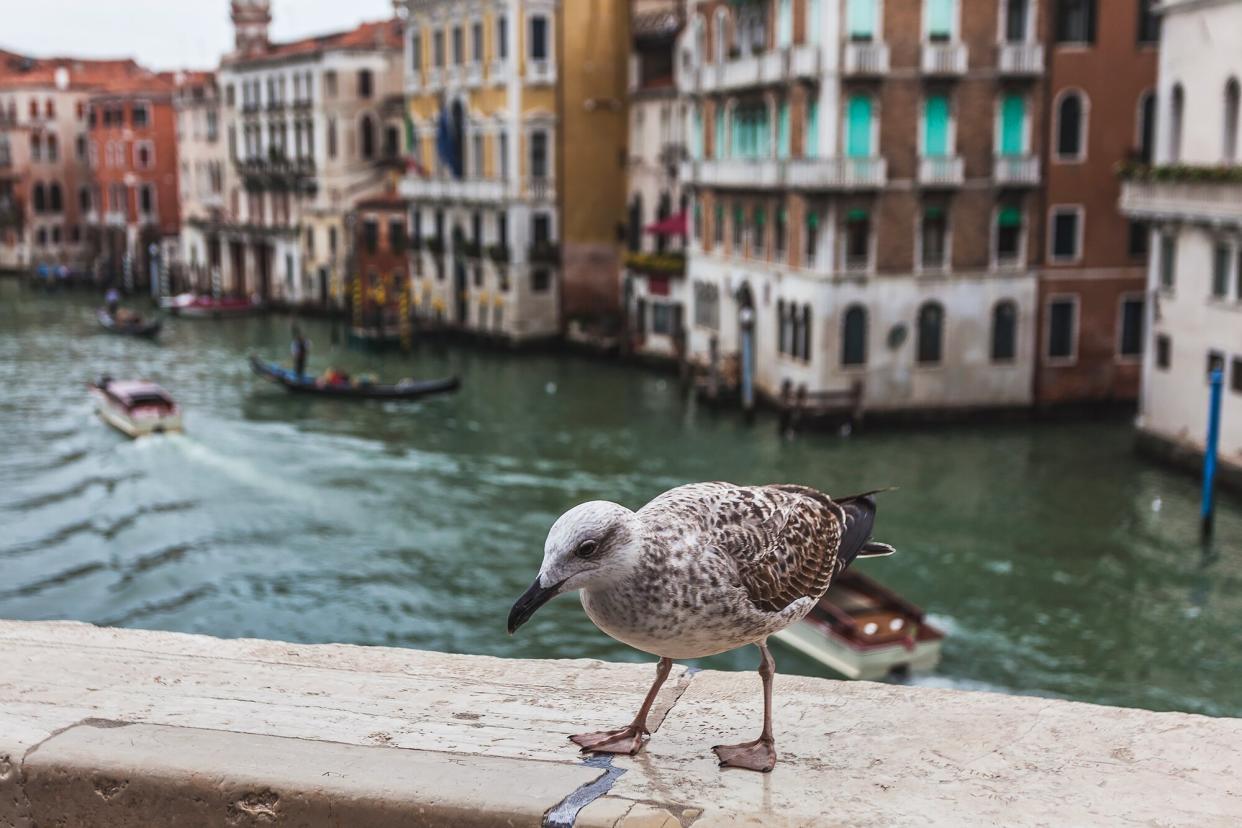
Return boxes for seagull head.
[507,500,640,634]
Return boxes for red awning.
[645,211,687,237]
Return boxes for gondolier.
[291,328,309,378]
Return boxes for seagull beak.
[507,576,565,634]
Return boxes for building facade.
[400,0,629,343]
[1034,0,1158,406]
[623,0,688,362]
[1120,0,1242,481]
[174,71,226,293]
[350,191,412,344]
[0,56,148,273]
[205,0,403,306]
[86,72,181,290]
[677,0,1044,413]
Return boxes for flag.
[435,100,462,179]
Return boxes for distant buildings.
[174,71,226,294]
[399,0,629,343]
[1120,0,1242,483]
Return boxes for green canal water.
[2,279,1241,717]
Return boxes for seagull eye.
[575,540,600,559]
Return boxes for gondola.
[97,310,162,340]
[249,355,460,401]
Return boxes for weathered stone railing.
[1,620,1240,826]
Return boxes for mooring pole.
[740,306,755,421]
[1201,367,1224,543]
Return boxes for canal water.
[2,279,1241,718]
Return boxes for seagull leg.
[570,656,673,755]
[712,640,778,772]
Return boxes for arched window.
[1224,78,1239,163]
[991,300,1018,362]
[1137,91,1156,165]
[917,302,944,365]
[841,304,867,366]
[49,183,62,212]
[360,114,376,159]
[32,182,46,212]
[1055,91,1086,159]
[1168,83,1184,162]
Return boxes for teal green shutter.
[927,0,953,39]
[998,206,1021,227]
[714,108,725,159]
[846,95,872,158]
[807,0,821,44]
[777,106,785,161]
[806,100,819,158]
[847,0,875,40]
[1000,94,1025,155]
[924,94,949,156]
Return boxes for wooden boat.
[89,379,183,438]
[773,569,945,680]
[161,293,262,319]
[249,356,460,401]
[97,309,162,339]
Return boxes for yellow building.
[400,0,628,343]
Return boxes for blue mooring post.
[1201,368,1224,543]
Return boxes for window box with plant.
[624,251,687,276]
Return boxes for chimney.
[231,0,272,57]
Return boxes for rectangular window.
[139,184,155,216]
[844,210,870,269]
[753,208,765,257]
[1155,334,1171,369]
[1212,243,1231,298]
[1000,94,1026,155]
[363,220,379,254]
[732,204,744,250]
[996,206,1022,263]
[434,30,445,67]
[1208,350,1225,378]
[497,16,508,59]
[1137,0,1160,43]
[411,30,422,71]
[1119,297,1144,357]
[530,130,548,178]
[530,16,549,61]
[131,103,149,128]
[922,207,947,268]
[924,94,950,156]
[847,0,876,41]
[1127,220,1148,258]
[1055,0,1097,43]
[1005,0,1029,41]
[1047,298,1077,360]
[472,21,483,62]
[1232,357,1242,394]
[846,96,872,158]
[651,303,673,335]
[805,211,819,265]
[1159,233,1176,290]
[1050,207,1081,261]
[452,25,463,65]
[390,219,406,253]
[926,0,954,40]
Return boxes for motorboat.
[161,293,262,319]
[89,378,183,438]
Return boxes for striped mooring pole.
[1201,367,1224,543]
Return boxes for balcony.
[694,47,820,94]
[788,45,821,79]
[426,67,444,89]
[528,240,560,265]
[1119,174,1242,229]
[993,154,1040,186]
[624,251,686,278]
[526,59,556,86]
[265,100,285,113]
[236,156,318,194]
[292,98,313,111]
[788,156,887,189]
[488,60,509,86]
[681,158,783,188]
[522,176,555,202]
[917,156,965,187]
[921,42,968,76]
[464,62,483,88]
[842,41,890,76]
[998,42,1044,75]
[398,176,512,204]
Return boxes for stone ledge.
[1,620,1241,827]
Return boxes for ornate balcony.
[681,158,783,188]
[1119,171,1242,229]
[998,42,1044,75]
[788,156,887,190]
[236,156,318,194]
[921,42,968,76]
[917,156,965,187]
[842,41,890,76]
[526,59,556,86]
[398,176,512,203]
[488,60,509,86]
[993,154,1040,186]
[464,62,483,88]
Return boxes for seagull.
[508,482,895,772]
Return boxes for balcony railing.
[842,41,890,76]
[693,46,824,94]
[266,100,286,112]
[788,45,821,79]
[237,156,318,193]
[921,42,968,76]
[526,59,556,86]
[993,154,1040,186]
[488,60,509,85]
[464,62,483,88]
[998,42,1044,75]
[787,156,887,189]
[1120,176,1242,229]
[684,158,784,188]
[528,241,560,265]
[398,176,512,203]
[917,156,965,187]
[522,176,555,202]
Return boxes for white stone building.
[1120,0,1242,481]
[174,71,226,292]
[201,0,404,307]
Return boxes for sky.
[0,0,398,71]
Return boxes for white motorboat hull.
[94,397,183,438]
[774,621,944,681]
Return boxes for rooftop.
[223,18,402,68]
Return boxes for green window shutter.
[925,205,945,220]
[927,0,953,38]
[807,211,819,230]
[735,205,744,224]
[714,109,725,159]
[998,206,1021,227]
[755,208,766,228]
[846,95,872,158]
[924,94,949,157]
[847,0,875,39]
[807,0,821,44]
[847,208,869,222]
[778,102,790,159]
[1000,94,1025,155]
[806,100,819,158]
